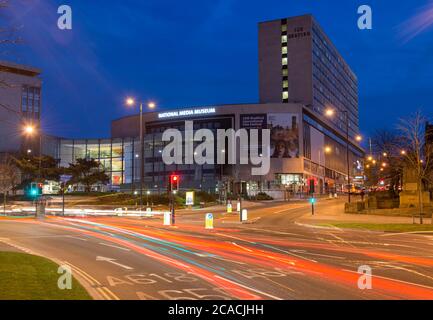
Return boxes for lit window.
[283,80,289,88]
[282,57,288,66]
[282,46,287,54]
[281,35,287,43]
[282,91,289,100]
[281,24,287,32]
[282,69,288,76]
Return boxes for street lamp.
[23,124,42,179]
[325,108,353,203]
[125,97,156,209]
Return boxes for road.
[1,199,433,300]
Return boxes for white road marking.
[215,233,256,244]
[231,242,253,252]
[99,242,131,251]
[343,268,433,291]
[96,256,134,270]
[214,275,283,300]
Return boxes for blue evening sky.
[2,0,433,143]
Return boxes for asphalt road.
[1,199,433,300]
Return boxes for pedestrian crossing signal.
[170,175,179,192]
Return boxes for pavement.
[1,199,433,300]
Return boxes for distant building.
[258,14,359,139]
[0,61,42,156]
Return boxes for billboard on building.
[268,113,299,159]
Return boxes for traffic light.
[309,197,316,204]
[27,182,42,199]
[309,179,315,194]
[170,174,179,192]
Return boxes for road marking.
[343,268,433,291]
[67,235,88,241]
[231,242,253,252]
[215,233,256,244]
[96,256,134,270]
[246,228,300,237]
[99,242,131,251]
[381,231,433,237]
[214,275,283,300]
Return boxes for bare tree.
[0,0,22,89]
[368,129,405,192]
[0,158,20,214]
[397,111,433,224]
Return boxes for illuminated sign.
[158,108,216,119]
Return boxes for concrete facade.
[0,61,42,155]
[258,15,359,139]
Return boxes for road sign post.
[310,197,316,215]
[241,209,248,222]
[227,203,232,213]
[60,175,72,217]
[163,211,171,226]
[205,213,213,229]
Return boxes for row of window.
[21,86,41,118]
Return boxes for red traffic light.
[170,175,179,182]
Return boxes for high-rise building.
[258,14,359,139]
[0,61,42,156]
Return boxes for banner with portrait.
[267,113,299,158]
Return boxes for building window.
[21,86,41,117]
[283,80,288,88]
[281,24,287,32]
[282,57,288,66]
[282,91,289,100]
[281,35,287,43]
[282,46,287,54]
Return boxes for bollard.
[163,212,171,226]
[227,203,232,213]
[241,209,248,222]
[205,213,214,229]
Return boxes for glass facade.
[311,23,359,139]
[57,116,235,192]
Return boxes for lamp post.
[24,124,42,179]
[325,108,362,203]
[125,98,156,210]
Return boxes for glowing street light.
[324,107,352,203]
[355,135,362,142]
[401,150,406,155]
[124,96,156,209]
[325,109,335,117]
[325,146,332,154]
[383,152,388,157]
[125,97,135,106]
[367,156,373,161]
[24,125,35,135]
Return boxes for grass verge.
[322,223,433,233]
[0,252,92,300]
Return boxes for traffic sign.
[205,213,213,229]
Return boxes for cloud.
[397,0,433,43]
